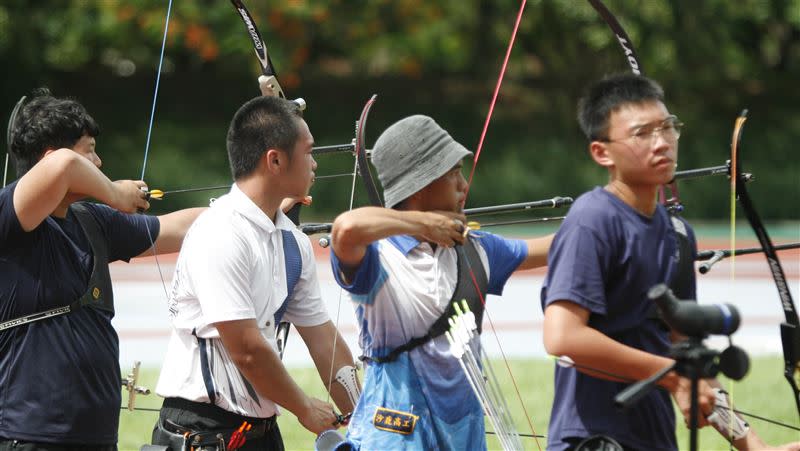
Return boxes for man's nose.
[651,132,673,152]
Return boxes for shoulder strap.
[447,238,489,333]
[273,229,302,325]
[667,215,694,301]
[362,237,488,364]
[648,213,696,326]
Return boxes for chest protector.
[70,203,115,314]
[362,237,489,364]
[0,203,114,332]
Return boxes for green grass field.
[119,356,800,451]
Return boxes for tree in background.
[1,0,797,220]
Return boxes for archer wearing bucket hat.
[327,114,554,450]
[371,114,473,208]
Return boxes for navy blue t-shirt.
[541,187,697,451]
[0,181,159,445]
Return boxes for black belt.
[161,417,271,437]
[160,397,275,443]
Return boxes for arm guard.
[707,388,750,441]
[334,364,361,408]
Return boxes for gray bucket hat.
[371,115,473,208]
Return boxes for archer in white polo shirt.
[152,96,357,450]
[156,183,328,417]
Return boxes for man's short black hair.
[9,88,100,177]
[577,73,665,141]
[226,96,304,181]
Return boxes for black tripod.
[675,338,727,451]
[615,284,749,451]
[615,337,739,451]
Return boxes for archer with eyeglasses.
[597,114,684,147]
[540,74,800,451]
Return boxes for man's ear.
[589,141,614,169]
[401,188,425,210]
[262,148,284,174]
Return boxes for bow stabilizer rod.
[465,196,573,216]
[697,242,800,274]
[671,161,753,183]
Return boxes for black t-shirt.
[0,181,160,444]
[541,188,697,451]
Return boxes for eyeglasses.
[598,115,684,146]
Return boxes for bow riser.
[731,110,800,421]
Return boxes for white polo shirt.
[156,184,329,418]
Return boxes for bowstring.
[466,0,527,194]
[463,258,540,449]
[120,0,173,417]
[726,114,747,446]
[324,150,360,406]
[461,0,543,448]
[139,0,173,300]
[322,97,380,411]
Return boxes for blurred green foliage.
[1,0,798,221]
